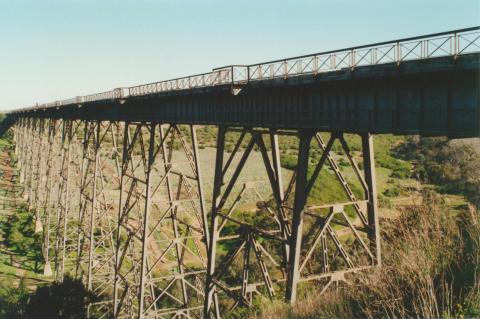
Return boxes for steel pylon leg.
[285,131,380,302]
[113,121,152,318]
[204,126,225,319]
[18,118,30,186]
[74,121,122,317]
[114,123,208,319]
[54,120,71,281]
[53,120,83,282]
[285,129,314,303]
[362,133,381,266]
[40,119,62,277]
[204,126,290,318]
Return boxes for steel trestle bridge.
[2,27,480,318]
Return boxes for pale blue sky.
[0,0,479,110]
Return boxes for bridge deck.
[4,27,480,137]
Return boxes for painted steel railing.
[247,27,480,81]
[15,27,480,112]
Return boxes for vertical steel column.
[137,122,156,318]
[31,119,45,232]
[15,119,23,176]
[41,119,60,277]
[76,120,98,281]
[19,118,29,185]
[204,126,225,319]
[54,120,73,281]
[204,127,287,317]
[285,129,314,303]
[13,121,18,156]
[114,121,152,318]
[268,132,290,268]
[82,121,122,317]
[191,125,210,250]
[12,120,20,177]
[26,119,37,208]
[34,119,49,216]
[21,118,31,199]
[132,123,209,319]
[160,124,190,316]
[112,121,127,317]
[362,133,381,266]
[86,122,100,290]
[47,118,78,281]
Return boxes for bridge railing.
[83,89,123,103]
[12,27,480,112]
[247,27,480,81]
[128,67,239,96]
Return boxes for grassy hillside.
[239,136,480,319]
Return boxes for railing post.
[350,49,354,69]
[454,32,458,57]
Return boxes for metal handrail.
[13,27,480,112]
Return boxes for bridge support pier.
[18,118,30,192]
[113,123,208,319]
[54,119,72,281]
[204,128,381,317]
[285,129,314,303]
[53,120,83,282]
[204,126,292,318]
[285,131,381,303]
[362,133,381,266]
[41,119,63,277]
[74,120,122,317]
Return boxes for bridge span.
[2,27,480,318]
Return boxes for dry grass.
[246,190,480,319]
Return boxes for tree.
[26,276,98,319]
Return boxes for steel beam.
[362,133,381,266]
[285,129,314,303]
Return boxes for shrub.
[26,276,99,319]
[0,277,29,319]
[395,137,480,207]
[383,186,400,197]
[391,164,410,179]
[280,153,298,170]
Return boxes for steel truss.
[285,131,380,302]
[10,120,380,319]
[39,119,63,276]
[204,127,380,318]
[113,123,208,319]
[204,127,292,317]
[54,119,84,281]
[75,120,123,317]
[29,118,45,231]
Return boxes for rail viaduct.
[1,27,479,318]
